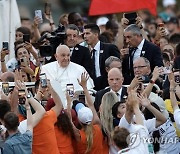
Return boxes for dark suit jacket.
[70,44,93,77]
[122,40,164,85]
[94,86,127,112]
[93,42,120,90]
[173,56,180,70]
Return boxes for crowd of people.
[0,0,180,153]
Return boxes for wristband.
[149,79,155,84]
[1,60,5,62]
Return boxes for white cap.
[77,107,93,125]
[163,0,176,7]
[149,92,169,119]
[96,17,109,26]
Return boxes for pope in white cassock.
[41,44,94,107]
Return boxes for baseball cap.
[163,0,176,7]
[77,107,93,125]
[96,17,109,26]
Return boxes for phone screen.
[2,42,9,50]
[66,84,74,97]
[23,34,30,43]
[2,83,9,95]
[35,10,43,23]
[18,90,26,104]
[174,71,180,84]
[124,12,137,25]
[40,73,47,88]
[45,3,51,15]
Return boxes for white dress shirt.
[133,39,145,61]
[111,87,123,101]
[93,41,101,77]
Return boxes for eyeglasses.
[133,65,147,70]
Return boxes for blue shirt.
[3,130,32,154]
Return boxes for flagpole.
[8,0,12,60]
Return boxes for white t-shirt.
[157,119,180,154]
[18,120,27,134]
[174,109,180,129]
[119,114,156,133]
[118,124,149,154]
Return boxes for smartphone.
[20,57,28,66]
[124,12,137,25]
[140,75,150,83]
[2,82,9,95]
[23,34,30,43]
[18,89,26,105]
[44,2,51,15]
[162,67,171,74]
[35,10,43,23]
[66,84,74,97]
[2,42,8,50]
[79,94,85,103]
[40,73,47,88]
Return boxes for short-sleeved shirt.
[54,126,76,154]
[76,124,103,154]
[3,130,32,154]
[32,109,59,154]
[174,109,180,129]
[118,125,149,154]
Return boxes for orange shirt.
[32,109,59,154]
[54,125,76,154]
[18,114,26,122]
[102,138,109,154]
[76,125,103,154]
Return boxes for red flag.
[89,0,157,16]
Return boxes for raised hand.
[138,93,150,108]
[1,48,9,61]
[77,72,89,88]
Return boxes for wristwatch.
[27,94,32,99]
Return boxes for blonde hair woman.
[99,91,119,154]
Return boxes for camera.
[39,24,66,57]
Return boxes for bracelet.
[50,23,55,26]
[1,60,5,62]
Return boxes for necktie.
[116,92,120,101]
[129,47,137,75]
[69,48,74,56]
[91,49,96,77]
